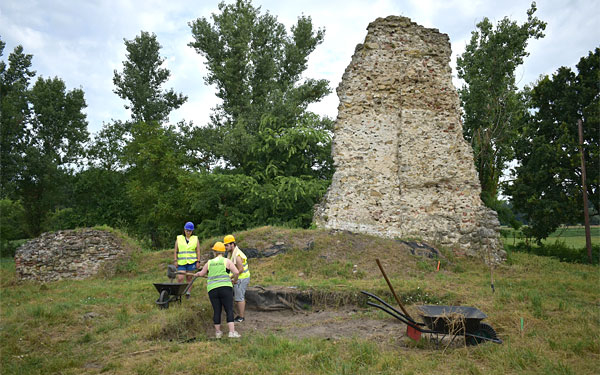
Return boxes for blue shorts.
[177,263,197,272]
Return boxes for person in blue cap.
[173,221,200,298]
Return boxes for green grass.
[500,225,599,249]
[1,226,599,374]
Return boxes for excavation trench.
[204,286,404,342]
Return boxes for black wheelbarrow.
[361,291,502,346]
[154,265,199,309]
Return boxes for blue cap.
[184,222,194,231]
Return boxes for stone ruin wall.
[314,16,505,263]
[15,229,132,282]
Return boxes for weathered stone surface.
[314,16,505,263]
[15,229,132,282]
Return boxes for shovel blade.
[407,325,421,341]
[167,264,177,279]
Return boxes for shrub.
[42,208,83,232]
[0,239,28,258]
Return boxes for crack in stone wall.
[314,16,505,263]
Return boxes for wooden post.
[578,119,593,263]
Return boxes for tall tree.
[110,32,190,247]
[113,31,187,124]
[456,2,546,205]
[505,48,599,242]
[19,77,89,235]
[1,40,88,235]
[188,0,333,179]
[0,41,36,198]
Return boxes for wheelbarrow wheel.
[157,290,170,309]
[466,322,498,346]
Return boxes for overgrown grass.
[501,225,599,264]
[1,226,598,374]
[500,225,599,249]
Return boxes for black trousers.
[208,286,234,324]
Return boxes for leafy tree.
[456,2,546,206]
[187,0,333,233]
[505,48,599,242]
[1,40,89,235]
[188,0,333,179]
[0,41,36,198]
[87,120,129,171]
[19,76,89,235]
[108,31,192,247]
[113,31,187,124]
[70,167,133,229]
[178,171,330,238]
[122,121,186,247]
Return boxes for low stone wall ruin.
[15,229,132,282]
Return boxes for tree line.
[1,0,597,253]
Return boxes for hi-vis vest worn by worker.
[207,257,233,292]
[176,235,198,265]
[230,246,250,279]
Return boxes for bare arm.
[235,256,243,273]
[173,240,179,264]
[195,262,209,277]
[226,258,239,283]
[196,240,201,267]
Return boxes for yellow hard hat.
[212,242,226,252]
[224,235,235,244]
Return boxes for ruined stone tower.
[314,16,505,262]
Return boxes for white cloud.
[1,0,598,133]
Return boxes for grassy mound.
[1,226,598,374]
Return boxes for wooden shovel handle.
[375,258,414,321]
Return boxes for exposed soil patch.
[201,285,407,342]
[233,308,404,341]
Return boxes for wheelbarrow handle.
[182,275,199,295]
[176,271,197,276]
[361,290,420,325]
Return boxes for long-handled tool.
[167,264,196,281]
[375,258,414,322]
[375,259,421,340]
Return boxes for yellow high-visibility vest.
[207,257,232,292]
[177,235,198,265]
[230,246,250,279]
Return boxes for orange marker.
[436,261,440,271]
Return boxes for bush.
[0,199,27,243]
[42,208,83,232]
[0,239,28,258]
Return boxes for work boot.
[228,331,241,338]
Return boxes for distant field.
[500,225,600,248]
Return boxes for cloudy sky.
[1,0,598,134]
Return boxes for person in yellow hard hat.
[195,242,240,339]
[173,222,200,298]
[224,234,250,323]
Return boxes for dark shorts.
[177,263,197,272]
